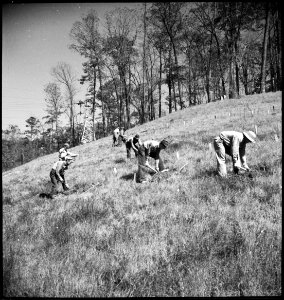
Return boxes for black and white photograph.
[2,2,281,297]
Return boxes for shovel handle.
[139,164,158,173]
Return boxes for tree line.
[2,2,281,171]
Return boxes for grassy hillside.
[3,92,282,297]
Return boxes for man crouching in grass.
[50,155,73,195]
[136,139,169,183]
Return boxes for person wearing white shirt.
[136,139,169,183]
[50,155,73,194]
[112,127,120,147]
[213,130,256,177]
[58,143,78,161]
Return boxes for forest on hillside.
[2,2,282,171]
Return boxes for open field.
[3,92,282,297]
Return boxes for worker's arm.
[231,136,241,166]
[239,144,249,170]
[67,151,78,157]
[144,147,150,167]
[131,139,138,152]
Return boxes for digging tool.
[179,163,189,173]
[150,169,169,182]
[139,164,158,174]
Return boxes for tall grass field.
[3,92,282,297]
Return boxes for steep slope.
[3,92,282,297]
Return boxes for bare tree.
[51,62,78,146]
[69,9,102,141]
[260,2,271,93]
[105,7,140,129]
[44,82,64,138]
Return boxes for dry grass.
[3,91,282,297]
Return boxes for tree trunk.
[171,42,183,108]
[123,74,130,129]
[173,80,177,111]
[234,41,240,97]
[207,32,213,103]
[260,2,270,93]
[186,46,192,105]
[213,33,226,97]
[141,2,147,124]
[92,65,97,141]
[242,66,249,95]
[67,87,75,145]
[168,48,172,113]
[275,2,281,90]
[98,66,106,136]
[158,46,162,118]
[150,60,155,120]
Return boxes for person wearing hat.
[122,134,143,158]
[50,155,73,194]
[213,130,256,177]
[136,139,169,183]
[59,143,78,161]
[112,127,120,147]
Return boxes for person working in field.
[122,134,143,159]
[136,139,169,183]
[50,155,73,194]
[112,127,120,147]
[59,143,78,161]
[213,130,256,177]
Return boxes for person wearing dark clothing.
[136,139,169,183]
[122,134,142,158]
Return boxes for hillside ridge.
[3,91,281,178]
[3,91,281,297]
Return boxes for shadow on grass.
[120,173,134,181]
[193,168,256,193]
[115,158,127,164]
[192,168,217,179]
[254,161,280,176]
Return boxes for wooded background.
[2,2,282,171]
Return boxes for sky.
[2,2,141,132]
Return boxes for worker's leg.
[126,141,131,159]
[213,137,227,177]
[158,157,165,171]
[137,146,147,182]
[50,170,59,194]
[60,172,69,191]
